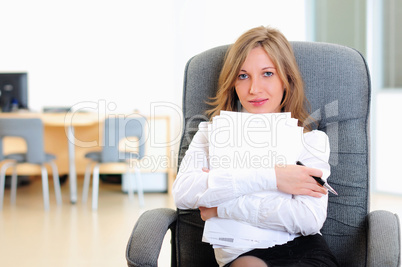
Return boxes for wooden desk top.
[0,111,168,127]
[0,112,100,127]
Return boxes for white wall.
[0,0,307,149]
[375,90,402,194]
[0,0,176,114]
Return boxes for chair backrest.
[100,116,146,163]
[177,42,370,267]
[0,118,46,164]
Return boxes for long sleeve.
[173,122,277,209]
[216,130,330,235]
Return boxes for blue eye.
[239,73,248,80]
[238,73,248,80]
[264,72,274,77]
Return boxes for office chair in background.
[0,118,62,210]
[82,116,147,211]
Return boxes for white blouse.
[172,121,331,266]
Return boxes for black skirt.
[224,234,339,267]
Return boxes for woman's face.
[235,46,284,114]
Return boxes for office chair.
[82,116,147,211]
[126,43,401,266]
[0,118,62,210]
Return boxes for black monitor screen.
[0,73,28,112]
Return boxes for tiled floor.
[0,176,401,267]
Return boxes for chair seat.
[85,152,102,162]
[5,153,56,163]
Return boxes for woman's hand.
[275,165,327,198]
[199,206,218,221]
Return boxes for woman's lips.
[249,98,268,106]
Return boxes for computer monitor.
[0,73,28,112]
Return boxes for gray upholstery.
[0,118,62,210]
[126,42,401,266]
[367,210,401,266]
[126,208,178,267]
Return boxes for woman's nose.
[249,78,262,94]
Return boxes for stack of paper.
[202,111,304,249]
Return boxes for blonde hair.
[207,26,313,131]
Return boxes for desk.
[0,112,174,202]
[44,112,99,203]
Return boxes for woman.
[172,26,339,267]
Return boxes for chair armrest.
[126,208,177,267]
[367,210,401,267]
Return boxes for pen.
[296,161,338,196]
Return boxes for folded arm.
[174,123,331,235]
[215,130,331,235]
[173,122,277,209]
